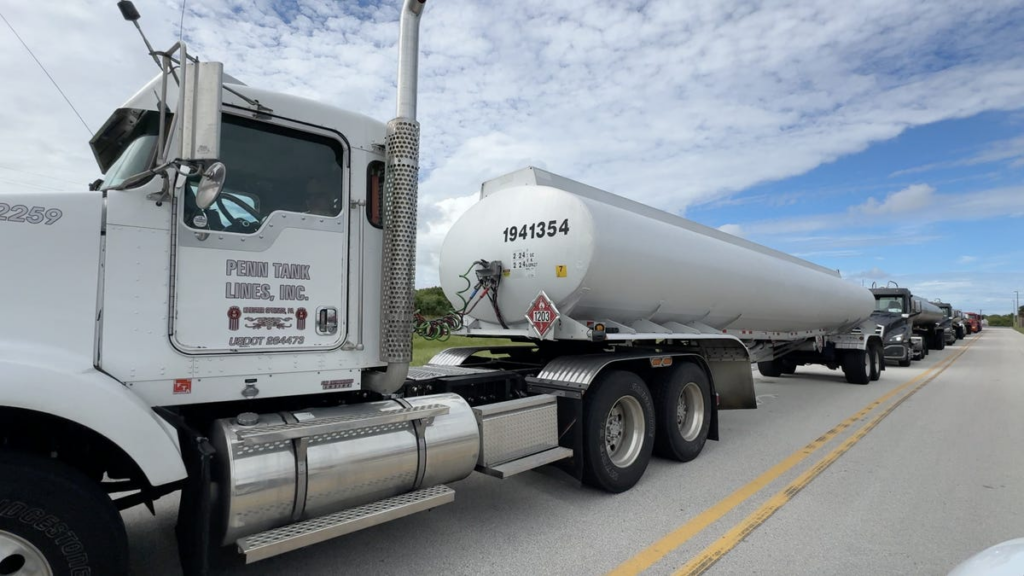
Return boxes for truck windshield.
[101,112,161,190]
[875,297,904,313]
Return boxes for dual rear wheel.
[581,365,712,493]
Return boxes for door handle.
[316,307,338,335]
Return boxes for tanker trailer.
[439,167,884,385]
[912,296,946,352]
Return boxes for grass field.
[1015,327,1024,336]
[412,334,519,366]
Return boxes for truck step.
[235,404,449,446]
[476,446,573,479]
[237,485,455,563]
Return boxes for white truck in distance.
[0,2,882,575]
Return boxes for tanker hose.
[414,260,495,341]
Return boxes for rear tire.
[582,370,656,493]
[780,361,797,375]
[0,452,128,576]
[842,349,870,385]
[653,363,712,462]
[757,360,782,377]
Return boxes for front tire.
[898,346,912,367]
[653,363,712,462]
[582,370,656,493]
[0,452,128,576]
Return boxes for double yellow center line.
[609,336,979,576]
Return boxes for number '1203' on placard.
[503,219,570,242]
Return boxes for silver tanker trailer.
[440,167,886,385]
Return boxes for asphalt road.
[124,328,1023,576]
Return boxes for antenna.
[117,1,161,69]
[0,9,92,135]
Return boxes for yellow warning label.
[555,265,567,278]
[502,269,510,277]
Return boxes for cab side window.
[185,114,344,234]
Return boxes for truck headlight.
[892,334,903,342]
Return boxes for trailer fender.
[0,349,187,487]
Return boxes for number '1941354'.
[503,218,569,243]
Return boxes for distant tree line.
[985,314,1012,327]
[983,307,1024,327]
[415,286,452,317]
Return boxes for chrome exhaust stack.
[365,0,426,394]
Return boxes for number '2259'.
[0,204,63,225]
[503,219,569,243]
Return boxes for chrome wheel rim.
[604,395,645,468]
[678,382,705,442]
[864,351,871,374]
[0,530,52,576]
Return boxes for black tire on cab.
[0,451,128,576]
[652,363,712,462]
[842,349,870,385]
[582,370,656,493]
[869,344,883,381]
[757,360,782,377]
[898,345,912,367]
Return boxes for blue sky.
[690,111,1024,313]
[1,0,1022,313]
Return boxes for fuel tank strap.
[392,397,428,489]
[279,412,309,522]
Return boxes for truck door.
[172,112,349,354]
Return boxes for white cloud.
[2,0,1024,287]
[734,184,1024,243]
[891,135,1024,177]
[846,266,890,280]
[717,223,744,237]
[957,255,978,264]
[855,184,935,215]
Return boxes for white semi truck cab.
[0,2,883,574]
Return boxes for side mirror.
[181,61,223,161]
[195,162,227,210]
[901,313,910,319]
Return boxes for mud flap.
[175,431,216,576]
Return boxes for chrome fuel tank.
[210,393,479,544]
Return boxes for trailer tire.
[652,364,712,462]
[869,344,883,381]
[842,350,870,385]
[582,370,656,493]
[781,361,797,375]
[0,451,128,576]
[757,361,783,378]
